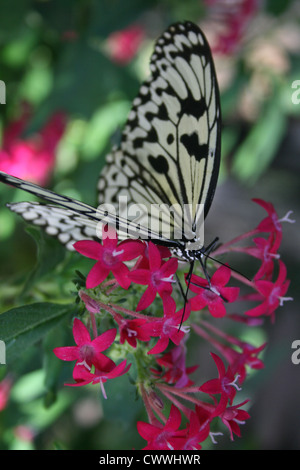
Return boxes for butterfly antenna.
[203,252,251,282]
[201,236,250,282]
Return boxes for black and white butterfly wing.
[0,170,172,249]
[7,201,100,250]
[98,21,221,247]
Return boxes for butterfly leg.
[178,259,195,330]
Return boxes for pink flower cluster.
[204,0,259,54]
[53,198,293,449]
[106,25,145,65]
[0,103,66,185]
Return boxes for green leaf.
[0,302,75,362]
[19,225,66,296]
[232,97,287,184]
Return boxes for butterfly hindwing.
[7,201,100,250]
[0,170,172,248]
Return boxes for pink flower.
[0,376,12,411]
[155,343,197,388]
[119,318,152,348]
[188,266,240,318]
[253,199,294,245]
[254,198,283,236]
[137,405,185,450]
[221,342,266,384]
[0,103,66,185]
[147,302,191,355]
[245,260,292,318]
[192,321,266,385]
[14,425,35,443]
[73,225,145,289]
[128,241,178,311]
[199,353,241,405]
[134,242,171,269]
[69,355,131,399]
[107,25,145,64]
[243,235,280,280]
[205,0,258,55]
[181,407,211,450]
[53,318,116,368]
[219,400,250,440]
[53,318,131,398]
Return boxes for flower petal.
[86,262,110,288]
[112,263,131,289]
[148,242,162,271]
[119,240,145,261]
[53,346,79,361]
[208,299,227,318]
[136,285,157,311]
[73,240,103,260]
[72,318,91,345]
[92,328,117,354]
[212,265,231,286]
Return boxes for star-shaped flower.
[245,260,292,318]
[128,241,178,311]
[188,266,239,318]
[53,318,116,369]
[74,225,144,289]
[137,405,186,450]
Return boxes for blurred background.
[0,0,299,450]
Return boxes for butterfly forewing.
[98,21,221,244]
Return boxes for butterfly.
[0,21,221,285]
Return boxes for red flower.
[119,318,152,348]
[107,25,145,65]
[219,400,250,440]
[129,242,178,311]
[155,343,197,388]
[244,235,280,280]
[0,376,12,411]
[181,407,211,450]
[68,355,131,399]
[245,260,292,318]
[134,242,171,269]
[137,405,185,450]
[254,198,283,236]
[222,342,266,384]
[205,0,258,55]
[252,199,294,245]
[73,225,145,289]
[53,318,116,368]
[0,103,66,185]
[147,302,191,355]
[200,353,241,405]
[188,266,240,318]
